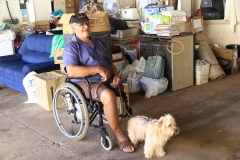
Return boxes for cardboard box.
[59,13,75,34]
[54,0,65,5]
[35,20,50,32]
[34,71,66,111]
[66,6,75,13]
[65,0,74,7]
[191,16,203,33]
[54,48,64,64]
[74,0,82,13]
[59,12,110,33]
[178,17,192,33]
[98,0,136,8]
[60,63,67,75]
[212,48,239,74]
[117,0,136,9]
[88,11,110,33]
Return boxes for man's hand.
[110,75,121,88]
[99,67,110,82]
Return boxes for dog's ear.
[158,117,164,126]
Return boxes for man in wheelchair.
[62,13,135,153]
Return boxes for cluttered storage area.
[0,0,239,110]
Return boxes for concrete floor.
[1,73,240,160]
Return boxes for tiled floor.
[1,73,240,160]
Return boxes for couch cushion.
[2,62,28,81]
[21,50,53,63]
[18,34,54,63]
[27,34,53,53]
[0,60,26,77]
[14,68,26,83]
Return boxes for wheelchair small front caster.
[101,136,112,150]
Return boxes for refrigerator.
[139,34,194,91]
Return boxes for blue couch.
[0,34,60,93]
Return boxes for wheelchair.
[52,77,132,150]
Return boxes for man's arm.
[110,63,121,88]
[66,65,110,81]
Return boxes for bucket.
[195,64,210,85]
[226,44,240,69]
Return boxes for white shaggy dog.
[127,114,180,158]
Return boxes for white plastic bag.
[140,76,168,98]
[22,71,37,103]
[132,57,146,73]
[119,64,143,93]
[127,71,143,93]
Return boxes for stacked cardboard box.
[54,0,82,14]
[53,48,66,75]
[212,48,239,75]
[35,20,50,32]
[34,71,66,111]
[59,12,110,34]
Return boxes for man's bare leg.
[100,89,134,152]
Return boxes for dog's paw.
[145,154,153,159]
[157,151,166,157]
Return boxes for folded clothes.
[0,29,16,42]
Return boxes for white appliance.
[139,35,194,91]
[103,0,119,17]
[0,40,15,56]
[119,8,141,20]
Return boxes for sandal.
[115,140,135,153]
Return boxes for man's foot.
[115,139,135,153]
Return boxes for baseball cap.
[70,13,89,24]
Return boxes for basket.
[195,64,210,85]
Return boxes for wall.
[193,0,240,47]
[178,0,192,17]
[0,0,51,24]
[33,0,52,21]
[26,0,35,22]
[203,21,240,47]
[0,0,21,23]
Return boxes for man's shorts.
[76,81,123,100]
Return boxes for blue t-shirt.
[63,35,112,83]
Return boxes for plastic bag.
[140,76,168,98]
[143,55,165,79]
[119,64,143,93]
[22,71,37,103]
[132,57,146,73]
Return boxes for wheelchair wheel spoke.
[53,83,89,140]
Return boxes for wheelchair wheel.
[102,97,124,124]
[101,136,112,151]
[53,83,89,140]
